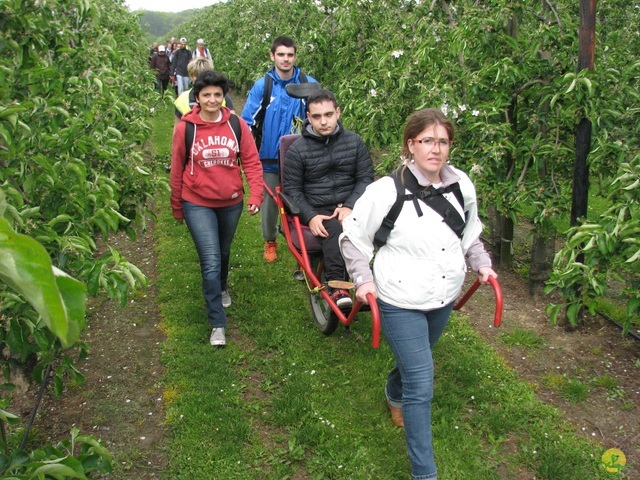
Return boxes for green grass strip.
[150,105,610,479]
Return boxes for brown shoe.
[387,401,404,428]
[263,241,277,263]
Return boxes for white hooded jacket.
[340,163,491,311]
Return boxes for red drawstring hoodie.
[170,105,264,219]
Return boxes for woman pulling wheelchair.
[340,108,497,480]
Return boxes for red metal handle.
[367,293,380,349]
[454,276,503,327]
[263,180,276,200]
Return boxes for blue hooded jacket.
[241,67,317,173]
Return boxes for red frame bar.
[267,183,381,348]
[453,276,503,327]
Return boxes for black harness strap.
[373,167,466,248]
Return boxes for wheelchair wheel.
[308,290,339,335]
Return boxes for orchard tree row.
[0,0,162,474]
[174,0,639,331]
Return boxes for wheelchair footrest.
[327,280,355,290]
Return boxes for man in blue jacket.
[241,36,317,263]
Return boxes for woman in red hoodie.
[170,70,263,347]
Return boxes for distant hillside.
[135,9,201,44]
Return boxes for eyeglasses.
[411,137,451,148]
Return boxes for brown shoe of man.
[264,241,277,263]
[387,401,404,428]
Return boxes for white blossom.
[370,88,378,97]
[471,164,483,175]
[391,50,404,58]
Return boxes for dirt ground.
[21,221,169,478]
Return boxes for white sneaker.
[221,291,231,308]
[210,328,226,346]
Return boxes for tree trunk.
[499,216,514,268]
[529,231,555,297]
[486,205,514,268]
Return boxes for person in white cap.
[192,38,213,64]
[171,37,192,95]
[150,45,171,94]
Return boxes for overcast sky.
[124,0,218,13]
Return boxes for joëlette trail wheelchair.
[263,83,503,349]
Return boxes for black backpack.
[373,166,467,248]
[251,71,308,150]
[184,114,242,168]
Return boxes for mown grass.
[149,104,613,479]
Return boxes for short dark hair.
[271,36,297,54]
[193,70,230,97]
[306,89,338,112]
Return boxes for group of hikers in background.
[149,36,213,95]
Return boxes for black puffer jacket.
[282,120,374,224]
[171,47,191,77]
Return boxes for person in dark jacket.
[150,45,171,94]
[282,89,374,308]
[171,37,192,95]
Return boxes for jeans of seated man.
[380,299,454,480]
[182,200,243,328]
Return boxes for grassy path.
[150,102,611,479]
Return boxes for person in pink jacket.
[170,70,263,347]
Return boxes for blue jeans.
[176,75,190,96]
[183,200,243,328]
[379,299,454,480]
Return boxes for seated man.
[282,89,374,308]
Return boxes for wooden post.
[565,0,597,327]
[571,0,596,227]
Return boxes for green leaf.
[545,303,561,324]
[566,303,580,325]
[33,460,87,479]
[0,217,85,348]
[0,407,20,425]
